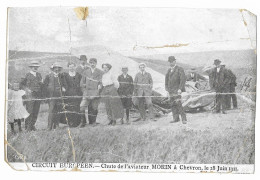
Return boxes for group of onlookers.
[7,54,237,134]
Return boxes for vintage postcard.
[5,7,256,173]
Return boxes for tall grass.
[7,125,254,164]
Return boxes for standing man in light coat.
[80,58,103,126]
[133,63,154,121]
[165,56,187,124]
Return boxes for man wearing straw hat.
[133,63,154,121]
[20,61,43,131]
[43,62,68,130]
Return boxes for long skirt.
[60,88,82,127]
[101,85,124,120]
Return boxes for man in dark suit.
[222,65,238,109]
[211,60,230,114]
[133,63,154,121]
[165,56,187,124]
[43,62,68,130]
[76,55,90,75]
[80,58,103,126]
[75,55,89,126]
[20,61,43,131]
[118,66,134,124]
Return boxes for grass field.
[6,101,255,164]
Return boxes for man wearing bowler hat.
[20,61,43,131]
[43,62,68,130]
[211,59,230,114]
[80,58,103,126]
[165,56,187,124]
[76,55,89,75]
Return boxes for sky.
[7,7,256,56]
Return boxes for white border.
[0,0,259,179]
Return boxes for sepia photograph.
[4,6,256,173]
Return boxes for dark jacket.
[134,71,153,96]
[118,74,134,97]
[43,73,68,97]
[211,67,230,92]
[165,66,186,93]
[80,68,103,97]
[63,72,82,96]
[76,64,89,76]
[226,69,237,87]
[20,72,43,94]
[186,72,206,82]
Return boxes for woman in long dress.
[101,63,124,125]
[63,62,82,127]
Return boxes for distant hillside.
[9,50,69,59]
[132,49,256,69]
[129,57,194,75]
[8,50,79,83]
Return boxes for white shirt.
[69,71,76,77]
[217,67,220,73]
[53,72,59,77]
[102,71,119,88]
[30,71,37,77]
[190,73,194,78]
[140,71,146,75]
[123,74,127,78]
[90,67,96,73]
[170,65,176,72]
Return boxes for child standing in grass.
[8,82,29,134]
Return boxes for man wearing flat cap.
[118,66,134,124]
[76,55,90,75]
[80,58,103,126]
[133,63,154,121]
[43,62,68,130]
[165,56,187,124]
[20,61,43,131]
[211,59,230,114]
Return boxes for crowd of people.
[7,55,237,134]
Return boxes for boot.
[108,120,113,125]
[112,120,116,126]
[10,123,16,135]
[120,118,124,124]
[17,119,22,132]
[126,118,129,124]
